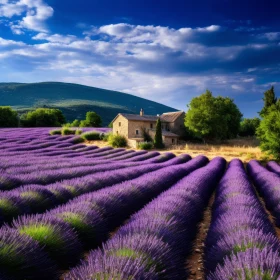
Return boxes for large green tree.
[0,106,18,127]
[79,111,102,127]
[239,118,261,137]
[185,90,242,141]
[20,108,66,127]
[257,103,280,159]
[257,87,280,158]
[259,86,277,117]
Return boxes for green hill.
[0,82,178,126]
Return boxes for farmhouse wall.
[127,138,144,148]
[168,113,185,136]
[113,115,129,137]
[128,121,156,138]
[163,136,179,146]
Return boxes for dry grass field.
[86,137,275,163]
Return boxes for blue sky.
[0,0,280,117]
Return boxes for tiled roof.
[162,131,180,137]
[160,111,184,123]
[113,111,184,123]
[149,129,179,137]
[120,114,159,122]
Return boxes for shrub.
[64,119,81,128]
[79,112,102,127]
[49,129,61,135]
[75,129,83,135]
[100,133,110,141]
[239,118,260,137]
[108,134,127,148]
[138,142,153,150]
[256,106,280,159]
[61,128,76,135]
[141,128,153,142]
[81,131,101,141]
[20,108,66,127]
[0,106,18,127]
[71,137,85,144]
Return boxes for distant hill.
[0,82,178,126]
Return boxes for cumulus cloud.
[0,20,279,116]
[0,0,53,34]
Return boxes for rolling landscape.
[0,0,280,279]
[0,82,177,125]
[0,128,280,279]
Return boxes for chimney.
[140,108,144,116]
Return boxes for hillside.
[0,82,178,125]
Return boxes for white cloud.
[32,33,77,44]
[0,22,279,115]
[0,0,53,33]
[257,32,280,41]
[231,84,244,91]
[0,37,25,46]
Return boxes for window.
[119,122,121,127]
[116,131,119,134]
[150,123,153,129]
[136,129,139,135]
[172,138,175,144]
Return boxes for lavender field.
[0,128,279,280]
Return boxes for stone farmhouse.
[112,109,185,148]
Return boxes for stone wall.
[163,136,179,146]
[128,121,156,138]
[168,113,185,136]
[113,115,129,137]
[127,138,144,148]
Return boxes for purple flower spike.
[204,159,280,278]
[49,203,107,247]
[0,227,58,279]
[12,214,83,267]
[64,249,159,280]
[207,248,280,280]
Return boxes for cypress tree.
[259,86,277,117]
[154,118,164,148]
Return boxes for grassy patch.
[108,134,127,148]
[138,142,153,150]
[19,224,63,250]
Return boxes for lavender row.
[205,159,280,280]
[0,155,191,224]
[0,156,206,279]
[266,160,280,176]
[1,152,178,190]
[5,152,174,175]
[1,163,133,190]
[247,160,280,227]
[65,157,225,279]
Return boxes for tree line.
[0,108,102,128]
[0,86,279,158]
[184,86,279,158]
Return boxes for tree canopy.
[185,90,242,141]
[79,111,102,127]
[239,118,261,137]
[259,86,277,117]
[0,106,18,127]
[257,87,280,159]
[20,108,66,127]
